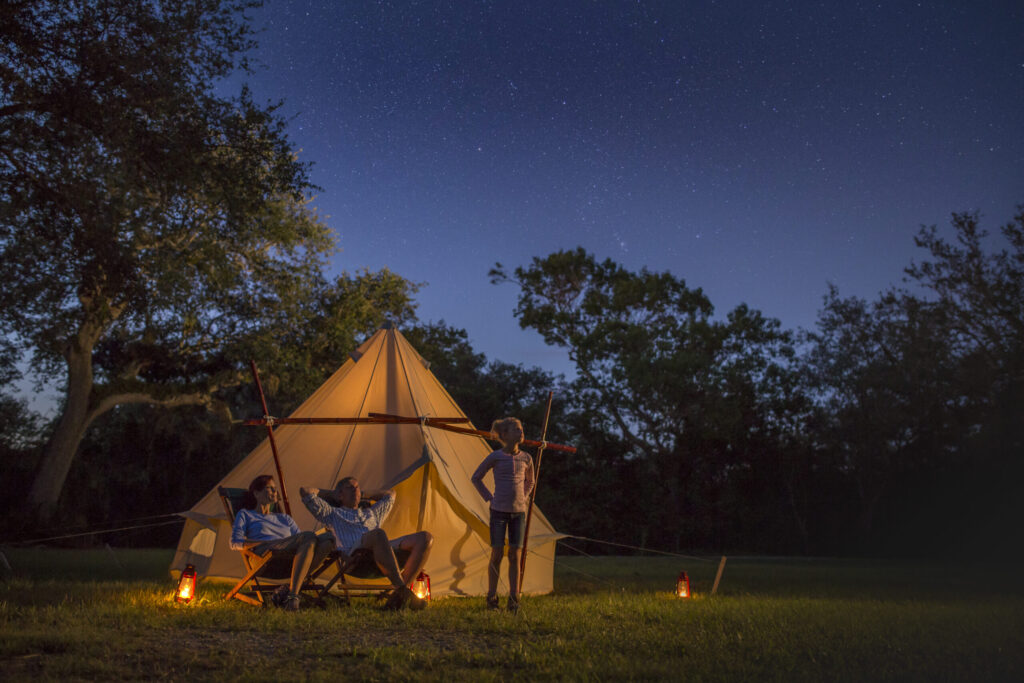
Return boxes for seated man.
[300,477,433,610]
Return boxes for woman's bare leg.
[289,532,318,596]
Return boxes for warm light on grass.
[1,551,1022,680]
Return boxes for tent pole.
[249,360,291,516]
[518,391,554,592]
[366,412,576,454]
[243,413,577,454]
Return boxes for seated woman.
[229,474,334,611]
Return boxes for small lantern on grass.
[412,571,431,601]
[176,564,197,604]
[676,570,690,598]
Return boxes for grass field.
[1,548,1021,681]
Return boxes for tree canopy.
[0,0,416,519]
[492,249,798,550]
[487,209,1023,557]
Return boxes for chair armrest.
[241,545,275,560]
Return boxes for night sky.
[231,1,1024,378]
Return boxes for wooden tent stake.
[105,543,126,577]
[249,360,291,515]
[711,556,727,596]
[0,550,12,580]
[518,391,554,591]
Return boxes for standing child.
[471,417,535,613]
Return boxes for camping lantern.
[676,571,690,598]
[412,571,431,601]
[176,564,197,604]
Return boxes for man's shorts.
[489,509,526,548]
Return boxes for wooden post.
[241,413,576,453]
[518,391,554,591]
[243,411,577,454]
[711,556,727,596]
[249,360,291,516]
[105,543,126,577]
[367,412,576,453]
[0,549,12,581]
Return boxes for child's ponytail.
[491,417,523,445]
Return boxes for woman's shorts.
[252,531,334,564]
[490,509,526,548]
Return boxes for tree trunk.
[26,343,94,522]
[784,479,810,555]
[856,479,884,550]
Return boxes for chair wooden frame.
[309,546,411,603]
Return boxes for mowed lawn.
[1,548,1021,681]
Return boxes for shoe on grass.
[507,597,519,614]
[382,588,406,611]
[270,586,289,608]
[383,586,422,611]
[486,595,500,611]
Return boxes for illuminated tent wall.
[169,324,563,597]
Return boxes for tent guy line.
[4,518,185,546]
[563,536,720,563]
[2,522,719,567]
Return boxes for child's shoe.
[486,595,500,610]
[270,586,290,608]
[507,596,519,614]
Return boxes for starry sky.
[231,0,1024,378]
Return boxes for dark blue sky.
[234,0,1024,377]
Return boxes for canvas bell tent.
[169,324,563,597]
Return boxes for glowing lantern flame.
[412,571,431,601]
[676,571,690,598]
[176,564,197,604]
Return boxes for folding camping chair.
[219,487,412,606]
[304,489,412,605]
[218,486,341,606]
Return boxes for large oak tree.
[0,0,345,519]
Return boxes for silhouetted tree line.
[491,209,1024,560]
[2,209,1021,559]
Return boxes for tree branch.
[82,388,231,435]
